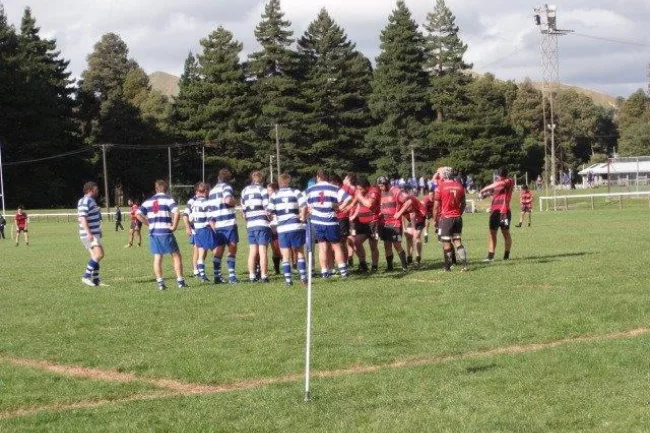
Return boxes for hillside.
[149,71,180,98]
[531,82,619,110]
[148,71,620,108]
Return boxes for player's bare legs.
[453,238,468,271]
[153,254,164,280]
[354,234,368,271]
[405,230,414,264]
[413,229,422,265]
[368,237,379,270]
[171,251,184,279]
[487,229,498,255]
[23,231,29,246]
[318,242,330,274]
[517,211,525,226]
[502,228,512,260]
[248,244,259,280]
[331,242,348,277]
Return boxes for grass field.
[1,205,649,432]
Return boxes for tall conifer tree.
[298,9,372,174]
[367,0,430,176]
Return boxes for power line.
[4,148,95,166]
[571,32,650,48]
[475,44,529,71]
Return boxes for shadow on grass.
[466,363,498,374]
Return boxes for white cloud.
[3,0,649,96]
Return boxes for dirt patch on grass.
[2,327,649,421]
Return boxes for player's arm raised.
[479,179,504,197]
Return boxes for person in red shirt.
[125,199,142,248]
[14,205,29,247]
[378,177,408,273]
[434,167,468,271]
[353,176,381,272]
[515,184,534,227]
[395,187,427,266]
[339,173,358,268]
[479,167,514,261]
[421,190,435,243]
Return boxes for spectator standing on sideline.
[14,206,29,247]
[115,206,124,231]
[137,179,187,290]
[77,182,105,287]
[536,175,543,191]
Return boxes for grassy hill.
[149,71,180,98]
[148,71,620,109]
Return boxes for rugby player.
[479,167,514,261]
[305,169,352,279]
[377,176,408,273]
[208,169,239,284]
[267,182,283,275]
[137,180,187,290]
[125,199,142,247]
[353,176,381,272]
[396,187,427,266]
[188,182,215,283]
[241,171,272,283]
[182,185,200,278]
[14,206,29,247]
[515,184,533,227]
[267,173,308,286]
[434,167,468,272]
[77,182,105,286]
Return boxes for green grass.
[0,208,648,431]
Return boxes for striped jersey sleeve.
[77,195,102,238]
[189,196,212,231]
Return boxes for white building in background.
[578,157,650,188]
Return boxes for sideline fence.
[539,191,650,211]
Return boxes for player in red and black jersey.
[338,173,358,268]
[378,177,409,273]
[434,167,468,271]
[395,187,427,266]
[515,184,533,228]
[353,176,381,272]
[14,205,29,247]
[479,167,514,261]
[125,199,142,248]
[421,190,434,243]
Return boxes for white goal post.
[539,191,650,211]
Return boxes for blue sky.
[5,0,650,97]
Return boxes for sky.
[4,0,650,97]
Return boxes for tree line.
[0,0,642,208]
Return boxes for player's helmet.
[376,176,389,186]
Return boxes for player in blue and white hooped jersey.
[267,173,308,286]
[207,168,239,284]
[241,171,272,283]
[305,169,353,279]
[77,181,105,287]
[182,184,200,278]
[267,182,283,276]
[137,180,187,290]
[187,182,216,283]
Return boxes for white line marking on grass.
[1,327,648,420]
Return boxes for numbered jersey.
[434,180,465,219]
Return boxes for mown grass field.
[1,203,649,432]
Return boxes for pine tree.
[80,32,172,199]
[423,0,472,122]
[196,26,256,176]
[247,0,304,177]
[0,7,87,206]
[297,8,372,174]
[367,0,430,176]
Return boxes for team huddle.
[75,166,518,289]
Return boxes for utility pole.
[101,144,110,214]
[275,123,281,176]
[0,140,6,217]
[410,146,416,183]
[168,146,172,194]
[202,144,205,183]
[534,5,573,195]
[270,155,275,183]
